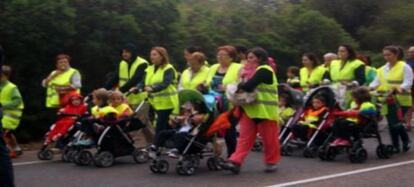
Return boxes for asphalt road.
[13,128,414,187]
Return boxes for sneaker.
[330,138,350,146]
[264,164,278,173]
[148,145,158,159]
[220,160,240,174]
[167,149,179,159]
[393,146,401,154]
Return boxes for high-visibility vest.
[181,66,210,90]
[0,81,24,130]
[119,57,148,105]
[145,64,179,113]
[330,59,364,83]
[46,68,80,108]
[242,65,279,122]
[299,65,327,91]
[377,61,412,107]
[114,103,133,118]
[206,62,242,87]
[91,105,119,119]
[302,107,327,128]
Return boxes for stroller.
[252,83,304,152]
[149,89,229,176]
[318,90,394,163]
[64,100,149,167]
[280,86,339,158]
[37,113,85,160]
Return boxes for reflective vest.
[242,65,279,122]
[114,103,133,118]
[181,66,210,90]
[206,62,242,87]
[145,64,179,113]
[377,61,412,107]
[299,65,327,91]
[91,105,119,119]
[0,81,24,130]
[46,68,80,108]
[302,107,327,129]
[119,57,148,105]
[279,107,295,125]
[330,59,364,83]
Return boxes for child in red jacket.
[45,92,87,144]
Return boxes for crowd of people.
[2,42,414,185]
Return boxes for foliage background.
[1,0,413,141]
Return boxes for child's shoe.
[330,138,351,146]
[167,148,179,159]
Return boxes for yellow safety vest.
[206,62,242,87]
[91,105,119,119]
[145,64,179,113]
[46,68,80,108]
[114,103,133,118]
[242,65,279,122]
[330,59,364,83]
[119,57,148,105]
[181,66,210,90]
[299,65,327,91]
[1,81,24,130]
[377,61,412,107]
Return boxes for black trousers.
[387,106,410,148]
[0,111,15,187]
[332,118,360,141]
[224,114,238,157]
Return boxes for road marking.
[267,159,414,187]
[13,160,54,166]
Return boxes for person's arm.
[1,88,23,110]
[70,71,82,89]
[150,68,175,92]
[119,63,148,93]
[237,68,273,92]
[353,65,365,86]
[400,64,413,91]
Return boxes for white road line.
[267,159,414,187]
[13,160,54,166]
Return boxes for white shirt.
[369,62,413,90]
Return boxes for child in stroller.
[149,89,226,175]
[68,88,148,167]
[281,86,338,158]
[37,92,87,160]
[319,87,394,163]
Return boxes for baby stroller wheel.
[325,146,337,161]
[61,148,71,162]
[133,148,149,164]
[150,159,169,174]
[76,150,93,166]
[349,148,367,163]
[94,151,114,168]
[303,146,317,158]
[318,146,328,161]
[68,150,78,163]
[281,145,293,156]
[252,141,263,152]
[176,157,196,176]
[37,150,53,160]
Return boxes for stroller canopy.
[303,86,337,109]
